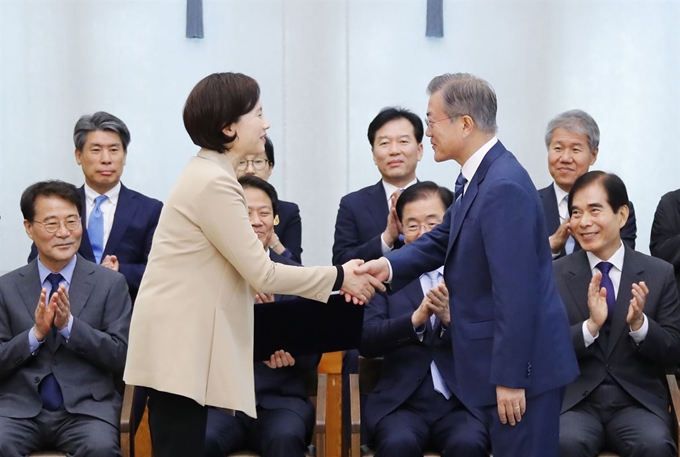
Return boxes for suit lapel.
[17,261,42,324]
[363,181,389,232]
[68,256,96,319]
[565,252,593,322]
[606,248,642,357]
[446,142,506,255]
[104,184,138,257]
[540,185,561,236]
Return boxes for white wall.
[1,0,678,273]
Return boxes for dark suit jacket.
[386,141,579,407]
[255,251,318,430]
[650,189,680,293]
[28,184,163,303]
[538,184,637,259]
[0,256,132,427]
[554,247,680,420]
[333,181,404,265]
[275,200,303,264]
[360,280,455,434]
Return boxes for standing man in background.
[538,109,636,259]
[358,73,579,456]
[29,111,163,304]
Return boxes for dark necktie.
[454,173,467,201]
[88,195,108,264]
[39,273,64,411]
[596,262,616,324]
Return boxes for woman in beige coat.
[123,73,382,456]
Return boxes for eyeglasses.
[424,116,457,128]
[404,222,440,234]
[236,158,269,171]
[33,217,82,233]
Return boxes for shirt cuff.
[629,314,648,344]
[582,320,598,347]
[414,324,426,342]
[385,258,394,284]
[28,326,44,354]
[58,315,74,341]
[380,234,393,255]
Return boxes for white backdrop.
[1,0,678,273]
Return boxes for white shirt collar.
[586,241,625,273]
[84,181,121,206]
[553,182,569,205]
[382,178,418,202]
[460,136,498,191]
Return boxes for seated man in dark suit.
[555,171,680,457]
[236,136,303,263]
[538,110,636,259]
[332,107,425,265]
[205,175,318,457]
[360,181,489,457]
[29,111,163,303]
[651,188,680,293]
[0,180,132,456]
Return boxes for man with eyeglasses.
[360,181,490,456]
[0,180,132,456]
[236,137,303,263]
[28,111,163,304]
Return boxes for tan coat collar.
[197,149,237,177]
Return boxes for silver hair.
[426,73,498,133]
[544,109,599,153]
[73,111,131,151]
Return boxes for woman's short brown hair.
[183,73,260,153]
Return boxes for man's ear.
[24,220,34,241]
[74,149,83,165]
[617,204,630,229]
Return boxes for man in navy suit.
[555,171,679,456]
[361,181,489,457]
[332,107,424,265]
[538,109,636,259]
[358,73,579,456]
[29,111,163,304]
[204,176,319,457]
[236,137,303,263]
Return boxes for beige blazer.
[123,149,336,418]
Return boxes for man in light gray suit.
[555,171,680,456]
[0,180,132,456]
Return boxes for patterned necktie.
[596,262,616,324]
[424,270,451,399]
[88,195,108,263]
[454,173,467,201]
[562,195,575,254]
[39,273,64,411]
[426,271,441,326]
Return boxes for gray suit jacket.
[0,255,132,427]
[554,247,680,420]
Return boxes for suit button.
[52,359,58,366]
[34,377,40,383]
[14,358,22,364]
[582,391,589,397]
[316,293,323,300]
[606,365,611,371]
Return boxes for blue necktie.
[596,262,616,325]
[562,195,575,254]
[88,195,107,263]
[425,270,451,399]
[454,173,467,201]
[39,273,64,411]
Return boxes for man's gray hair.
[73,111,131,152]
[544,109,599,153]
[426,73,498,133]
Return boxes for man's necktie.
[39,273,64,411]
[596,262,616,324]
[561,195,575,254]
[424,270,451,399]
[454,173,467,201]
[88,195,108,264]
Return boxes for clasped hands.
[34,284,71,341]
[586,270,648,336]
[339,259,387,305]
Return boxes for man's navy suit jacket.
[386,141,579,408]
[538,184,637,259]
[29,184,163,303]
[275,200,303,264]
[554,247,680,420]
[333,180,390,264]
[360,279,455,435]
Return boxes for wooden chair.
[29,383,136,457]
[229,372,327,457]
[351,356,680,457]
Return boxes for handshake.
[338,258,391,305]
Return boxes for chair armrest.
[315,373,327,434]
[666,374,680,457]
[120,383,135,434]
